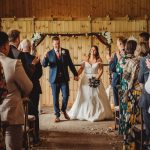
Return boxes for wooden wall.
[0,18,149,106]
[0,0,150,18]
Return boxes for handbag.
[145,71,150,94]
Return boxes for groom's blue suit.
[42,48,78,117]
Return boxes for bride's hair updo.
[88,45,100,60]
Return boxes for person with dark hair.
[135,42,150,58]
[42,36,78,122]
[119,40,141,144]
[106,36,127,107]
[7,29,21,58]
[139,32,150,43]
[0,31,33,149]
[68,45,113,121]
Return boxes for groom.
[42,36,78,122]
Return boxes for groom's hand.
[74,76,79,81]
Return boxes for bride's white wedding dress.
[68,61,113,122]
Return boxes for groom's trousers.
[51,82,69,117]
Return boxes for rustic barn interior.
[0,0,150,149]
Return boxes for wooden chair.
[23,98,36,150]
[114,105,120,130]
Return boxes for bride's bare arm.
[78,65,84,76]
[96,58,103,79]
[77,56,88,76]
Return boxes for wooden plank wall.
[0,18,148,106]
[0,0,150,18]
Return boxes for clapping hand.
[116,50,121,60]
[106,54,111,62]
[146,59,150,69]
[32,56,40,65]
[44,51,49,58]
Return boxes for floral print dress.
[119,54,141,144]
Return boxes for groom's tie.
[56,50,61,59]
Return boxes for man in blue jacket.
[42,36,78,122]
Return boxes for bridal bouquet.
[88,77,100,88]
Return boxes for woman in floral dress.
[119,40,141,145]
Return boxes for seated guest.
[0,32,33,149]
[119,40,141,143]
[138,36,150,148]
[20,39,42,145]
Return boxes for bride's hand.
[74,76,79,81]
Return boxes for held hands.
[74,76,79,81]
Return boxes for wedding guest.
[119,40,140,144]
[0,31,33,150]
[139,32,150,45]
[20,39,42,145]
[135,42,150,58]
[7,29,31,78]
[138,36,150,148]
[106,36,127,107]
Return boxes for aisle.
[32,107,122,150]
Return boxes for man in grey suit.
[138,36,150,147]
[0,31,33,150]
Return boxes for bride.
[68,45,113,122]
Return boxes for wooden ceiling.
[0,0,150,19]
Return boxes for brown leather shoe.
[62,111,70,120]
[55,117,60,122]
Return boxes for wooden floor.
[32,107,123,150]
[33,131,122,150]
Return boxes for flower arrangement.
[101,31,113,45]
[32,33,46,47]
[88,76,100,88]
[31,31,112,48]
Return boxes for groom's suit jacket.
[42,48,78,83]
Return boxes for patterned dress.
[119,54,141,144]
